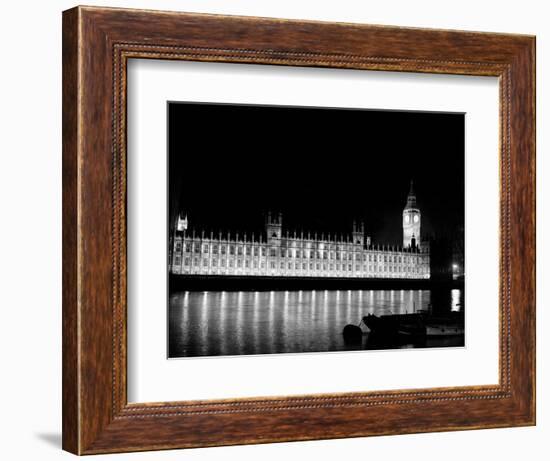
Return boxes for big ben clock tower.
[403,180,421,249]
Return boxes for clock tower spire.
[403,180,421,248]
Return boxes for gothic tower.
[403,180,421,248]
[352,220,365,246]
[265,211,282,244]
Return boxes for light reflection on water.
[169,289,464,358]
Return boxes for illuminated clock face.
[413,215,419,223]
[405,215,410,224]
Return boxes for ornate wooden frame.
[62,5,535,455]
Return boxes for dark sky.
[168,102,464,246]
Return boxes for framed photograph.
[62,6,535,454]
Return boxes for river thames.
[168,289,464,358]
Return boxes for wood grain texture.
[62,5,536,455]
[62,7,79,454]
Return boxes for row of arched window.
[176,242,424,264]
[174,256,428,275]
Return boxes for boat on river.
[362,309,464,338]
[424,322,464,337]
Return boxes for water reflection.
[169,289,464,358]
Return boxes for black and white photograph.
[168,102,465,358]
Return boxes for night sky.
[168,102,464,246]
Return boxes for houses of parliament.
[169,182,430,280]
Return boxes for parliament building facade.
[169,183,430,280]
